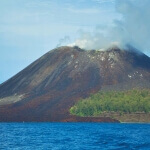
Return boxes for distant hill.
[0,46,150,122]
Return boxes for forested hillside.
[70,89,150,117]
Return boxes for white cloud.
[93,0,115,4]
[67,8,100,14]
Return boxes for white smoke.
[57,36,70,47]
[68,28,121,50]
[70,0,150,54]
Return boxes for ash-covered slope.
[0,46,150,122]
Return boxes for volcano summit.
[0,46,150,122]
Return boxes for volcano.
[0,46,150,122]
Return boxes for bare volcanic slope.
[0,46,150,122]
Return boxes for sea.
[0,123,150,150]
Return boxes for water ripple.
[0,123,150,150]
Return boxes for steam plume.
[70,0,150,54]
[57,36,70,47]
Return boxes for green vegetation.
[70,89,150,117]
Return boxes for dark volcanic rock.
[0,46,150,122]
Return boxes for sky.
[0,0,150,83]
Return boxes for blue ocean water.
[0,123,150,150]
